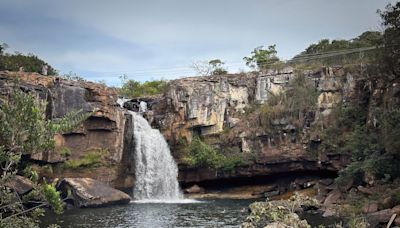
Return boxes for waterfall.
[130,111,183,202]
[138,101,147,113]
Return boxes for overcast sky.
[0,0,395,86]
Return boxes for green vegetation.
[0,87,89,227]
[241,193,317,228]
[260,74,318,129]
[0,43,57,75]
[119,76,168,98]
[378,2,400,77]
[208,59,228,75]
[191,59,228,76]
[299,31,382,55]
[64,149,106,169]
[61,71,85,82]
[243,45,282,72]
[181,137,247,171]
[318,2,400,184]
[291,31,383,67]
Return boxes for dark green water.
[41,199,256,228]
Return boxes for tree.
[0,87,90,227]
[0,43,8,55]
[191,59,228,76]
[0,43,57,75]
[119,79,168,98]
[378,2,400,76]
[243,45,281,72]
[208,59,228,75]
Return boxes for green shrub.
[0,88,87,227]
[119,79,168,98]
[59,147,71,157]
[0,48,57,75]
[64,149,106,169]
[182,137,247,170]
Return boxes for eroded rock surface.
[57,178,131,208]
[0,71,132,189]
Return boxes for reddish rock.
[5,175,34,195]
[367,205,400,226]
[323,189,342,206]
[357,186,373,195]
[58,178,131,208]
[184,184,205,194]
[362,202,378,213]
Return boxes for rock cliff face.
[128,67,356,186]
[0,71,133,189]
[0,67,358,191]
[147,73,258,143]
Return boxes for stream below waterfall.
[41,199,255,228]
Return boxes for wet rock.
[323,189,342,206]
[264,190,280,198]
[303,181,316,189]
[58,178,131,208]
[184,184,205,194]
[5,175,34,195]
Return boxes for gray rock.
[58,178,131,208]
[5,175,34,195]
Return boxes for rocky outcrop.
[0,71,133,189]
[0,67,357,193]
[241,200,312,228]
[5,175,34,195]
[148,73,258,143]
[124,67,356,186]
[57,178,131,208]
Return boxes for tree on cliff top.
[119,78,168,98]
[0,87,90,227]
[378,1,400,77]
[243,45,282,72]
[0,43,57,75]
[191,59,228,76]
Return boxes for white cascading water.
[130,110,183,202]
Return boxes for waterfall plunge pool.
[40,199,256,228]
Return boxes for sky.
[0,0,395,86]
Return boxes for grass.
[64,148,106,169]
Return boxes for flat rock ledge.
[58,178,131,208]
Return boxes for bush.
[64,149,106,169]
[182,137,247,170]
[119,79,168,98]
[0,49,57,75]
[0,88,88,227]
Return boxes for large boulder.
[57,178,131,208]
[323,189,342,206]
[5,175,34,195]
[367,205,400,227]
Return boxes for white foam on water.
[131,199,202,204]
